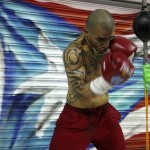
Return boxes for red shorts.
[49,103,126,150]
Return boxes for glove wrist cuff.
[90,76,112,95]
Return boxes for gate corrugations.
[0,0,149,150]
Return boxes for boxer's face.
[85,27,114,54]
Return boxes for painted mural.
[0,0,150,149]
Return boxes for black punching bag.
[133,10,150,42]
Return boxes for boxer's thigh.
[95,118,126,150]
[49,105,91,150]
[49,126,90,150]
[93,105,126,150]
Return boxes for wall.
[0,0,150,149]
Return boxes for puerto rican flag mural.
[0,0,149,149]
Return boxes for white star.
[13,29,68,138]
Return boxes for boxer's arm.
[90,51,135,95]
[63,47,95,100]
[90,36,137,96]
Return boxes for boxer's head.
[84,9,115,54]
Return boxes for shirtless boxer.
[49,9,137,150]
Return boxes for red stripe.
[132,95,150,111]
[126,132,150,149]
[23,0,137,35]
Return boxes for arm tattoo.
[63,47,92,103]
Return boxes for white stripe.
[120,105,150,140]
[35,0,140,14]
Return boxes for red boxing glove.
[101,51,134,85]
[90,37,136,95]
[109,36,137,61]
